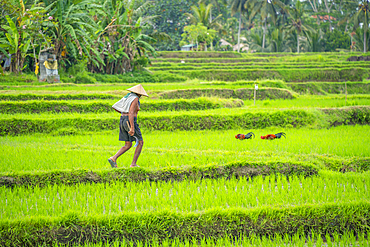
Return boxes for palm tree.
[184,3,223,30]
[269,28,287,52]
[282,0,316,53]
[199,0,227,22]
[230,0,249,52]
[349,0,370,52]
[351,27,370,52]
[307,31,325,52]
[245,28,263,51]
[248,0,279,51]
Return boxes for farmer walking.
[108,84,148,168]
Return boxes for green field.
[1,52,370,246]
[1,126,370,173]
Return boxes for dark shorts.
[119,116,143,142]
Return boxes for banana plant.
[46,0,103,66]
[89,0,157,74]
[0,15,31,73]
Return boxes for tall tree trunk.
[262,18,267,51]
[237,13,241,53]
[297,32,300,53]
[364,26,367,53]
[328,11,332,32]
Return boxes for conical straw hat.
[126,84,149,97]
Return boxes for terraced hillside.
[1,52,370,246]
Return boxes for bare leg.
[110,141,132,163]
[130,140,143,167]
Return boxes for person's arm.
[128,98,139,136]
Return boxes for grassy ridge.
[1,107,370,136]
[152,58,270,63]
[152,61,370,67]
[0,98,244,114]
[150,64,370,70]
[159,88,296,100]
[0,93,119,101]
[288,82,370,94]
[0,109,315,135]
[1,201,369,246]
[169,68,369,82]
[0,161,318,188]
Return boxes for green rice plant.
[1,173,369,219]
[71,232,368,247]
[0,160,318,188]
[0,98,244,114]
[150,64,370,71]
[0,126,369,173]
[0,93,119,101]
[151,61,370,68]
[1,106,370,136]
[167,68,369,82]
[1,201,369,246]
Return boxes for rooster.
[235,132,255,140]
[261,132,286,140]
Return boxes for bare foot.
[130,164,139,168]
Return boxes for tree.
[184,3,223,30]
[47,0,101,63]
[248,0,279,51]
[88,0,157,74]
[324,29,350,51]
[269,28,288,52]
[349,0,370,52]
[180,23,216,50]
[282,0,316,53]
[21,5,53,74]
[144,0,198,51]
[199,0,228,22]
[223,17,239,43]
[351,27,370,52]
[0,0,32,74]
[307,31,325,52]
[230,0,248,52]
[245,28,263,51]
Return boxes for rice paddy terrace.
[1,51,370,246]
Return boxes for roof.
[219,39,232,47]
[181,44,197,48]
[311,15,336,21]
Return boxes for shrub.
[74,72,97,84]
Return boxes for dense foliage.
[1,0,370,76]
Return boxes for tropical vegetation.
[1,0,370,76]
